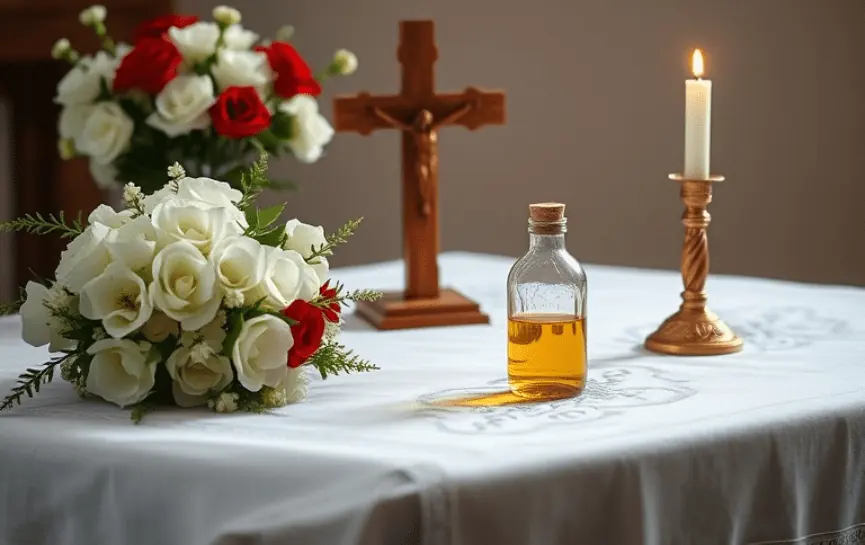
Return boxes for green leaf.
[255,227,284,248]
[244,207,259,231]
[270,112,295,140]
[254,129,281,151]
[257,204,285,230]
[222,312,245,355]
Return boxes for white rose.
[141,311,179,343]
[151,198,241,255]
[166,347,233,407]
[86,339,156,408]
[333,49,358,75]
[281,366,309,404]
[213,6,242,27]
[209,236,266,303]
[105,215,158,273]
[78,102,133,165]
[146,75,216,137]
[149,240,221,331]
[169,22,219,64]
[55,51,118,106]
[58,104,94,146]
[223,24,258,50]
[283,219,329,282]
[175,176,246,227]
[19,282,76,352]
[88,204,132,229]
[88,158,118,189]
[231,314,293,392]
[251,247,319,310]
[142,185,176,214]
[56,223,113,293]
[80,261,153,339]
[211,49,270,90]
[279,95,334,163]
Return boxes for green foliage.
[308,339,379,380]
[237,153,271,211]
[0,354,70,412]
[305,218,364,264]
[0,297,23,316]
[0,211,84,239]
[244,203,287,247]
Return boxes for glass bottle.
[507,202,588,400]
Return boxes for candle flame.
[691,49,705,78]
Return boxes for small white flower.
[122,183,142,207]
[174,176,245,226]
[333,49,358,75]
[169,22,219,64]
[250,246,319,310]
[141,311,179,343]
[212,5,241,26]
[151,198,241,255]
[167,162,186,180]
[86,339,156,408]
[210,391,239,413]
[79,5,107,25]
[80,261,154,339]
[275,25,294,42]
[104,215,158,272]
[88,158,118,189]
[223,24,259,50]
[56,223,113,293]
[58,104,93,147]
[88,204,132,229]
[149,240,222,331]
[231,314,293,392]
[209,236,266,304]
[78,102,134,165]
[279,95,334,164]
[166,346,233,408]
[146,75,216,138]
[58,138,76,160]
[282,366,309,404]
[19,282,76,352]
[211,49,270,91]
[54,51,117,106]
[51,38,71,59]
[284,219,329,282]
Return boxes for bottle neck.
[529,232,566,251]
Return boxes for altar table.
[1,253,864,545]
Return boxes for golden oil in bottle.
[508,313,587,400]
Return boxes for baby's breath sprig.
[305,218,364,264]
[123,183,146,216]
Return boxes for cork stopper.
[528,202,567,234]
[529,202,566,222]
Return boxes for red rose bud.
[282,300,326,368]
[254,41,321,98]
[113,38,182,94]
[209,86,272,139]
[319,281,341,323]
[133,14,199,43]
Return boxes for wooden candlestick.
[644,174,743,356]
[332,20,506,330]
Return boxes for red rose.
[282,300,326,368]
[254,41,321,98]
[133,14,199,43]
[319,281,341,323]
[209,86,272,139]
[113,38,182,94]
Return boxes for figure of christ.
[370,103,474,217]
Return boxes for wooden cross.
[333,20,506,330]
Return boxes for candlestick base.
[645,306,743,356]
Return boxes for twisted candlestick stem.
[679,181,712,312]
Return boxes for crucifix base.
[354,288,490,330]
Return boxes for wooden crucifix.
[333,20,506,330]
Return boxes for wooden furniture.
[333,20,506,330]
[0,0,172,288]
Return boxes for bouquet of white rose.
[0,155,380,422]
[55,4,357,193]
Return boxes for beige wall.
[1,0,862,296]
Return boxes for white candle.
[684,49,712,179]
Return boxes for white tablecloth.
[1,252,864,545]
